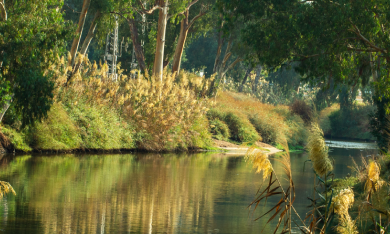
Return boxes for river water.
[0,140,378,234]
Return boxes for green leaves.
[0,0,73,126]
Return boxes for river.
[0,140,378,233]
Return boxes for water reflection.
[0,141,379,234]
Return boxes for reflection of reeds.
[307,123,333,176]
[0,181,15,199]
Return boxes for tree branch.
[0,1,7,21]
[350,22,387,54]
[187,7,208,29]
[174,0,200,19]
[137,0,161,15]
[222,57,242,76]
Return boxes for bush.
[28,102,81,150]
[1,126,31,152]
[224,112,260,143]
[290,99,313,124]
[209,119,230,141]
[207,107,260,143]
[207,91,309,146]
[249,114,280,144]
[326,104,376,140]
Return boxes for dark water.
[0,141,378,234]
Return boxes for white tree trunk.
[69,0,91,67]
[153,1,169,81]
[0,95,13,124]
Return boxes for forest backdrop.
[0,0,389,152]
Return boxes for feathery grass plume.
[336,213,359,234]
[332,188,355,214]
[365,161,383,192]
[0,181,16,199]
[307,123,333,176]
[332,188,358,234]
[245,147,272,179]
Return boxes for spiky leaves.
[307,123,333,176]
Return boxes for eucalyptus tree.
[0,0,72,125]
[171,0,212,74]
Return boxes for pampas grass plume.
[307,123,333,176]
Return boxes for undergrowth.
[319,103,376,140]
[208,91,308,146]
[1,55,213,152]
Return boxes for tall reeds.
[44,54,213,151]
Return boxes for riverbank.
[1,72,309,154]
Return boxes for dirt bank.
[213,139,282,155]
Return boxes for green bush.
[328,105,376,140]
[1,126,32,152]
[207,108,260,143]
[28,103,82,150]
[223,112,260,143]
[65,99,135,150]
[249,114,280,144]
[209,119,230,141]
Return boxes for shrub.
[224,112,260,143]
[207,107,260,143]
[28,102,81,150]
[249,114,280,144]
[327,105,376,140]
[290,99,313,124]
[209,119,230,141]
[207,91,308,146]
[1,126,31,152]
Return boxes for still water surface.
[0,141,378,233]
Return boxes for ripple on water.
[325,140,378,150]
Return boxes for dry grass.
[211,91,307,146]
[245,147,272,180]
[40,54,212,152]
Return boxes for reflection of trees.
[0,153,241,233]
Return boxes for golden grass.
[365,161,383,193]
[213,91,307,145]
[44,54,212,151]
[245,147,272,180]
[307,123,333,176]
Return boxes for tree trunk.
[0,1,7,21]
[70,11,101,76]
[128,18,147,74]
[0,1,6,69]
[0,1,9,123]
[0,95,13,124]
[238,66,252,92]
[171,12,189,74]
[252,65,262,92]
[69,0,91,67]
[79,11,100,56]
[153,0,169,81]
[213,18,224,74]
